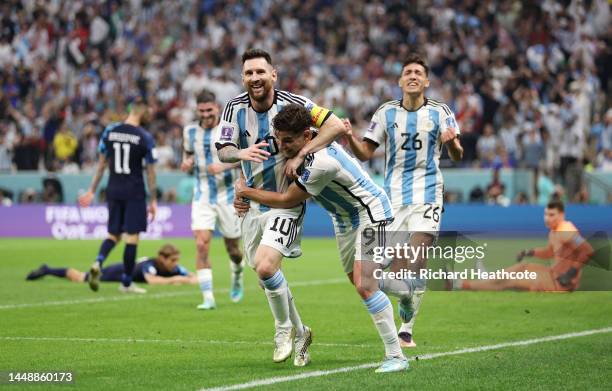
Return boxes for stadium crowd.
[0,0,610,204]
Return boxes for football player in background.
[181,89,244,310]
[79,98,157,294]
[452,201,593,291]
[26,244,196,286]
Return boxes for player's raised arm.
[343,118,378,161]
[235,178,310,209]
[440,110,463,161]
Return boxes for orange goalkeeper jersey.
[548,220,588,289]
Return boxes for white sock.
[230,260,243,282]
[364,290,404,359]
[379,276,412,298]
[399,288,425,334]
[197,268,214,302]
[287,286,304,337]
[261,270,292,330]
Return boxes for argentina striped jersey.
[363,98,460,207]
[296,142,393,233]
[215,89,331,212]
[183,122,238,205]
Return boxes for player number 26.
[423,204,440,223]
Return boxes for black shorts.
[107,198,147,235]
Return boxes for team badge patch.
[220,126,234,141]
[446,117,456,129]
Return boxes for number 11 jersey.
[98,122,157,200]
[363,98,460,208]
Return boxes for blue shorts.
[107,198,147,235]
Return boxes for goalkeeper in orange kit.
[453,201,594,292]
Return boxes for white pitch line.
[0,278,346,310]
[0,336,376,349]
[200,327,612,391]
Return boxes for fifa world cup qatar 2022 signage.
[0,205,192,239]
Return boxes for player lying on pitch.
[26,244,196,289]
[234,103,408,373]
[451,201,593,292]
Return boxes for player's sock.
[399,287,425,333]
[197,268,214,302]
[261,270,292,329]
[46,267,68,278]
[230,260,243,280]
[378,276,413,298]
[95,238,116,267]
[363,290,403,359]
[287,286,304,337]
[121,243,137,287]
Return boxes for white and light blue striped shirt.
[216,89,330,212]
[297,142,393,233]
[363,98,460,207]
[183,122,238,205]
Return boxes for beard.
[248,83,271,102]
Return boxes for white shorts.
[336,220,392,274]
[241,205,305,268]
[388,203,443,234]
[191,201,241,239]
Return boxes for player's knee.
[254,261,278,279]
[196,236,211,253]
[228,246,243,263]
[108,234,120,243]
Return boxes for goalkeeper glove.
[556,267,578,288]
[516,249,534,262]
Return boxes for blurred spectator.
[0,188,13,206]
[155,131,175,170]
[0,130,11,171]
[514,192,529,205]
[477,124,497,167]
[52,124,78,169]
[537,169,556,206]
[77,122,99,170]
[521,123,544,171]
[0,0,608,204]
[486,169,510,207]
[41,176,63,204]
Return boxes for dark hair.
[272,104,311,135]
[242,48,273,65]
[196,89,216,104]
[546,200,565,212]
[402,53,429,76]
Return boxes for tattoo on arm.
[147,165,157,201]
[89,156,107,192]
[218,146,240,163]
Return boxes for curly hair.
[272,104,312,135]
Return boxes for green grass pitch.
[0,238,611,390]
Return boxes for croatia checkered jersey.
[363,98,460,208]
[183,122,239,205]
[296,142,393,233]
[215,89,332,212]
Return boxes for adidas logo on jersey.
[275,237,284,245]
